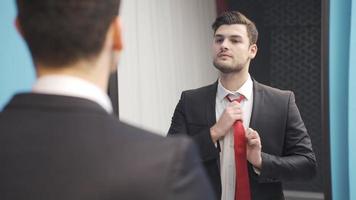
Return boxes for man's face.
[212,24,257,73]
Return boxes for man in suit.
[168,11,317,200]
[0,0,215,199]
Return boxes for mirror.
[112,0,331,199]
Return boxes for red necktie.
[226,95,251,200]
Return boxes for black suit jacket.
[0,93,215,200]
[168,80,317,200]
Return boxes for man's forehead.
[214,24,248,37]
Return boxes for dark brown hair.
[212,11,258,45]
[16,0,121,67]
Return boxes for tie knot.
[226,94,245,103]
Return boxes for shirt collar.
[216,74,253,102]
[32,75,113,113]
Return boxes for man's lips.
[218,53,232,58]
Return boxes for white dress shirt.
[32,75,113,113]
[215,74,253,200]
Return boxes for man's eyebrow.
[214,34,243,39]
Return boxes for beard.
[213,58,245,74]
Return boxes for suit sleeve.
[167,137,216,200]
[259,92,317,182]
[168,92,219,162]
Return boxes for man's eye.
[215,38,224,43]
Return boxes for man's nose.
[220,39,229,50]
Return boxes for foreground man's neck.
[36,61,110,92]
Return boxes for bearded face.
[212,24,257,74]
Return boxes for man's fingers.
[247,138,261,145]
[246,128,258,137]
[246,128,261,147]
[226,106,242,114]
[229,101,241,107]
[232,113,243,120]
[229,103,242,111]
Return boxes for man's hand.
[246,128,262,169]
[210,101,243,143]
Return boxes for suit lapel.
[249,80,264,129]
[205,81,218,127]
[204,81,221,168]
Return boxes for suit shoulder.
[181,82,216,97]
[256,82,293,97]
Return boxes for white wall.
[118,0,218,135]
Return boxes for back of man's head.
[16,0,121,67]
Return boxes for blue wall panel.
[329,0,356,199]
[0,1,35,110]
[348,0,356,199]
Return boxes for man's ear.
[249,44,258,59]
[14,17,24,38]
[112,17,123,51]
